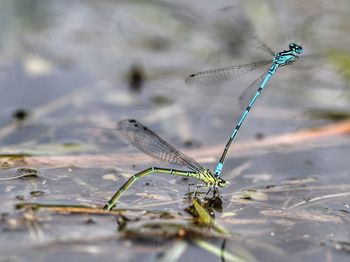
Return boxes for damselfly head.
[289,43,303,54]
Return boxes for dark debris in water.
[1,205,44,232]
[117,214,132,231]
[321,240,350,253]
[183,139,202,148]
[18,196,230,242]
[17,167,39,179]
[305,109,350,121]
[12,108,30,121]
[150,95,174,106]
[127,63,146,93]
[15,195,25,200]
[143,36,170,52]
[0,155,27,169]
[0,167,39,181]
[122,221,228,241]
[62,142,81,148]
[30,191,45,197]
[84,218,97,225]
[255,132,265,140]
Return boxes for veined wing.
[185,60,271,86]
[251,35,275,56]
[238,70,269,110]
[117,119,205,173]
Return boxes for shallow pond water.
[0,0,350,261]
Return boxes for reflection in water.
[184,194,223,219]
[221,239,226,262]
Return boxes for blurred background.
[0,0,349,261]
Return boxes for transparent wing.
[251,36,275,56]
[117,119,205,173]
[238,71,269,110]
[185,60,271,86]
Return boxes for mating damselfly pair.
[104,42,303,210]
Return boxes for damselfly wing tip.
[117,119,137,130]
[185,74,196,85]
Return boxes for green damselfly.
[103,119,227,210]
